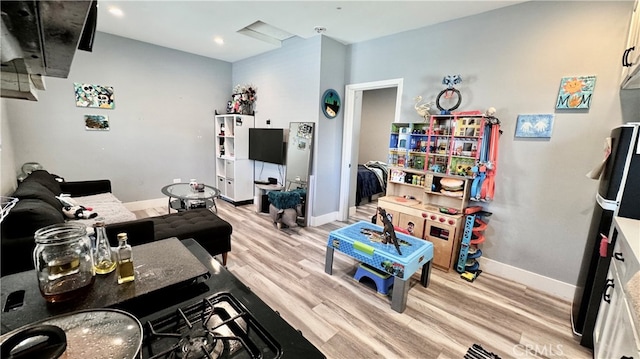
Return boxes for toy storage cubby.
[386,122,429,205]
[423,174,471,213]
[380,114,500,272]
[388,122,429,170]
[426,114,485,177]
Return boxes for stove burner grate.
[142,293,281,359]
[175,328,223,359]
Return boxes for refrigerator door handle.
[603,278,614,304]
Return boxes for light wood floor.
[134,199,592,359]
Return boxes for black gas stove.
[0,239,325,359]
[142,293,280,359]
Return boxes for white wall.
[3,33,231,202]
[358,87,397,164]
[233,36,322,186]
[317,36,348,216]
[348,1,632,284]
[232,35,348,218]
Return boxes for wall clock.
[321,89,341,119]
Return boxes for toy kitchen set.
[0,238,325,359]
[380,112,501,273]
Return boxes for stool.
[354,263,394,296]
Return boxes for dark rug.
[464,344,501,359]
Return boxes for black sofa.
[1,170,232,276]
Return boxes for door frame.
[338,78,404,221]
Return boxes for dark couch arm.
[60,180,112,196]
[106,219,155,247]
[1,236,38,276]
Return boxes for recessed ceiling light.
[108,7,124,17]
[214,37,224,45]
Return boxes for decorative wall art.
[556,76,596,109]
[74,83,115,109]
[436,75,462,115]
[84,115,110,131]
[321,89,340,119]
[515,114,554,138]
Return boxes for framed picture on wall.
[515,114,554,138]
[84,115,110,131]
[321,89,340,118]
[74,83,115,109]
[556,76,596,110]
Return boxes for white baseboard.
[309,211,340,227]
[478,256,576,301]
[123,197,166,212]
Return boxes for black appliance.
[0,239,325,359]
[571,123,640,348]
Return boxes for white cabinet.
[622,0,640,89]
[215,115,254,205]
[594,216,640,359]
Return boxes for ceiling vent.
[237,21,294,46]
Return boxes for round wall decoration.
[436,74,463,114]
[321,89,341,119]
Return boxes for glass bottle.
[93,221,116,274]
[33,223,95,302]
[116,233,135,284]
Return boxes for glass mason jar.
[33,223,95,302]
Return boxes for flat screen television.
[248,128,286,165]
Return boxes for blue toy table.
[324,221,434,312]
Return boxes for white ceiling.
[96,1,525,63]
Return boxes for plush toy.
[63,205,98,220]
[63,205,97,219]
[57,195,99,220]
[269,204,302,229]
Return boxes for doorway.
[338,78,404,221]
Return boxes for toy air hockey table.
[324,221,434,312]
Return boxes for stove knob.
[439,217,445,223]
[430,215,436,220]
[448,219,455,225]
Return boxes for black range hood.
[0,0,96,101]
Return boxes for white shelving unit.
[215,114,254,205]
